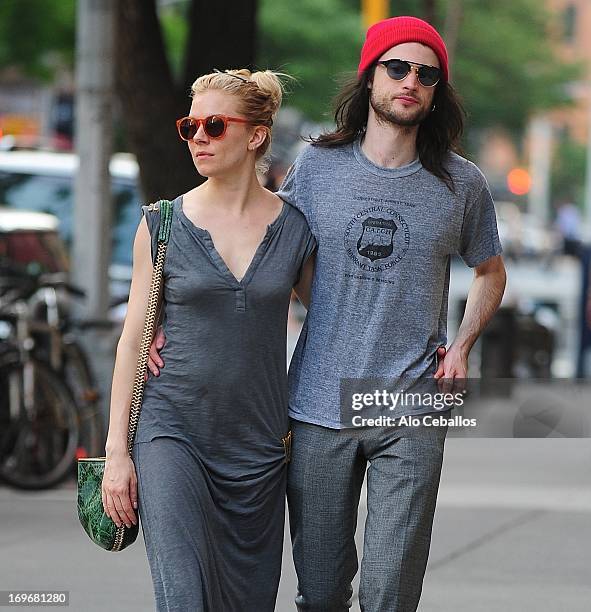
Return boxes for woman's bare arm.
[105,217,154,458]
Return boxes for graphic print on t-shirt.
[357,217,396,261]
[344,203,410,273]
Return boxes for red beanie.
[358,16,449,82]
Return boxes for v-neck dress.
[131,195,316,612]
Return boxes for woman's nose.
[193,121,208,142]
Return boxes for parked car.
[0,149,143,295]
[0,207,68,279]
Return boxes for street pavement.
[1,438,590,611]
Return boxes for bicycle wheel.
[0,356,79,490]
[62,339,105,459]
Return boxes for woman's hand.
[102,452,138,529]
[145,326,166,380]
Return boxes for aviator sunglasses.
[176,115,251,141]
[377,59,442,87]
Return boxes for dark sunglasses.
[176,115,251,140]
[377,59,442,87]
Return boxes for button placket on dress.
[177,197,288,312]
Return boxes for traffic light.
[507,168,532,196]
[362,0,389,28]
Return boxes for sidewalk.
[1,438,590,611]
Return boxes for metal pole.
[361,0,388,29]
[528,116,553,226]
[443,0,463,74]
[72,0,115,319]
[583,83,591,240]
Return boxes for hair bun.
[249,70,285,116]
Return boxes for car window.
[0,170,141,268]
[112,179,142,267]
[0,172,73,237]
[0,230,69,275]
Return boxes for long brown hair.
[310,67,466,192]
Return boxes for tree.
[422,0,436,24]
[258,0,362,123]
[0,0,75,80]
[115,0,257,201]
[0,0,257,201]
[450,0,581,133]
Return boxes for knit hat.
[358,16,449,82]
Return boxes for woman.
[102,68,316,611]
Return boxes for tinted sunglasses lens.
[205,116,226,138]
[418,67,441,86]
[385,60,411,80]
[178,118,196,140]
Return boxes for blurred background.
[0,1,590,610]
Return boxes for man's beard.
[370,90,431,127]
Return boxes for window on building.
[563,4,577,43]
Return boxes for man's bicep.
[276,163,297,206]
[474,254,505,277]
[459,182,503,267]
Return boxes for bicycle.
[0,272,80,489]
[25,276,108,463]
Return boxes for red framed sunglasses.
[176,115,251,140]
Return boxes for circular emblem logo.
[344,206,410,272]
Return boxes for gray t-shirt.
[277,139,503,429]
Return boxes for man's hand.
[435,345,446,368]
[144,326,166,381]
[433,254,505,394]
[434,344,467,394]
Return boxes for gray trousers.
[287,415,449,612]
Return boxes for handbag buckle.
[281,430,292,464]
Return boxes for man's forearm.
[454,266,506,356]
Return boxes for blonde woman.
[102,69,316,611]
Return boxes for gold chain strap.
[111,202,171,551]
[113,240,167,552]
[126,213,170,455]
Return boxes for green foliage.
[452,0,582,132]
[551,136,587,208]
[0,0,75,80]
[160,3,189,80]
[258,0,363,122]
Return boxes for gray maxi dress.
[131,195,316,612]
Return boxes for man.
[276,15,505,612]
[148,15,506,611]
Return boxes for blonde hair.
[190,68,289,172]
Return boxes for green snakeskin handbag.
[77,199,173,552]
